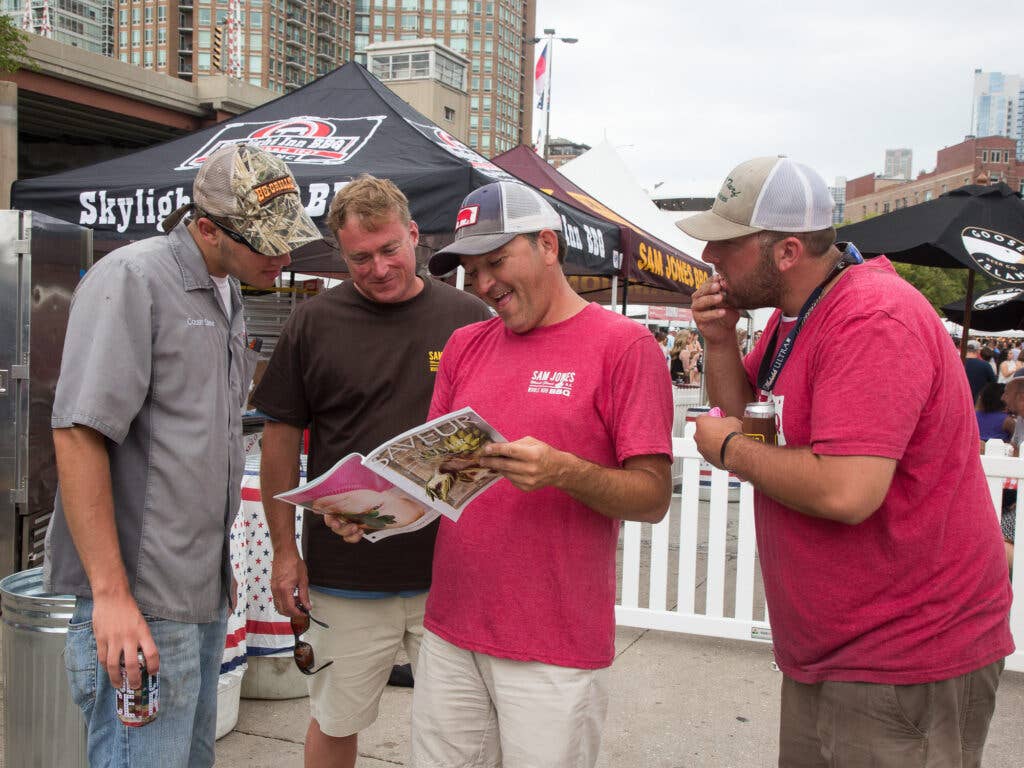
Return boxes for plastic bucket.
[1,567,88,768]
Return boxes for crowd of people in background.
[966,338,1020,572]
[654,326,762,386]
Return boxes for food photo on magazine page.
[275,407,506,541]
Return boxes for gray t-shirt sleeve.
[51,256,153,444]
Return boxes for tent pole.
[610,275,618,313]
[960,270,975,361]
[621,278,629,317]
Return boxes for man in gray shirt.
[43,143,321,768]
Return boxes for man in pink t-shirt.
[408,181,673,767]
[682,157,1013,768]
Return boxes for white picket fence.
[615,437,1024,673]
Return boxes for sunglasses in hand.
[291,600,334,676]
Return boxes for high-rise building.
[106,0,353,88]
[883,148,911,180]
[100,0,533,157]
[828,176,846,225]
[844,135,1024,224]
[2,0,114,55]
[353,0,535,156]
[972,68,1023,159]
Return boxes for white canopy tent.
[559,141,707,262]
[942,319,1024,339]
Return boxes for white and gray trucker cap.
[676,156,835,242]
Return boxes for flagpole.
[543,40,553,160]
[528,29,578,162]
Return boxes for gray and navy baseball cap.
[428,181,563,277]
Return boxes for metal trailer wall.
[0,210,91,577]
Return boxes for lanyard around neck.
[756,242,864,394]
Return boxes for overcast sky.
[531,0,1024,198]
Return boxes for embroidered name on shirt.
[428,350,443,372]
[186,317,216,327]
[528,370,575,397]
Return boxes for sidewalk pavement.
[214,628,1024,768]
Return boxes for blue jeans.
[64,598,228,768]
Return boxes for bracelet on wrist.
[719,431,742,469]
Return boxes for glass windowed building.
[2,0,114,55]
[10,0,536,158]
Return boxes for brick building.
[844,136,1024,224]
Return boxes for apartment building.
[844,136,1024,224]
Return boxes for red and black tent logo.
[176,116,385,170]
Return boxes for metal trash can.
[1,567,88,768]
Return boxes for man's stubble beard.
[727,243,784,311]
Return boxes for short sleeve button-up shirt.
[43,223,257,623]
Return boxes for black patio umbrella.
[942,286,1024,332]
[837,182,1024,357]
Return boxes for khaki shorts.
[778,659,1004,768]
[410,629,609,768]
[305,591,426,738]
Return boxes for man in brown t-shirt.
[252,175,490,768]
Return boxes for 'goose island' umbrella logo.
[963,226,1024,284]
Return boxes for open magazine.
[274,407,506,542]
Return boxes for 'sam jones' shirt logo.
[963,227,1024,284]
[528,370,575,397]
[175,116,386,170]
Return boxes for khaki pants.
[778,660,1004,768]
[410,630,609,768]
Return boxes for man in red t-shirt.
[682,156,1014,767]
[402,181,673,767]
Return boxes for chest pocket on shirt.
[230,332,260,409]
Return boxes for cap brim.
[232,194,323,256]
[675,210,762,242]
[161,204,192,233]
[428,232,519,276]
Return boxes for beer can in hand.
[742,402,777,445]
[116,650,159,727]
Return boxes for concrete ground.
[214,630,1024,768]
[0,623,1020,767]
[3,493,1021,767]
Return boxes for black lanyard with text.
[756,242,864,394]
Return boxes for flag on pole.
[21,0,34,32]
[534,42,548,109]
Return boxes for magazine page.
[274,453,439,542]
[363,407,507,522]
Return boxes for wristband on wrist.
[719,431,742,469]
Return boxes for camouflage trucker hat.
[163,143,322,256]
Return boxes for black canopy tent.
[11,62,619,277]
[942,286,1024,332]
[837,183,1024,358]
